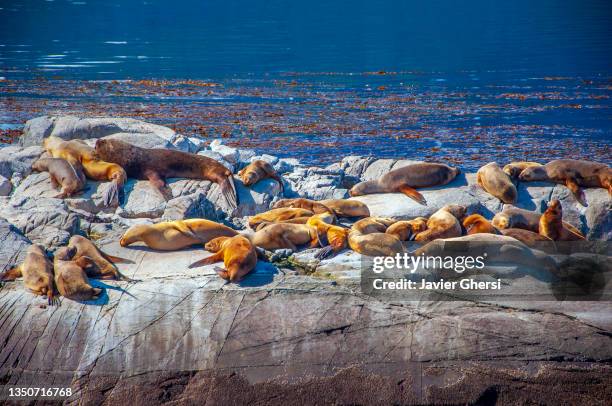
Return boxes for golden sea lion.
[385,217,428,241]
[347,217,404,257]
[53,247,102,301]
[502,162,542,179]
[272,198,335,216]
[32,157,87,198]
[250,222,319,251]
[68,235,132,280]
[237,160,284,193]
[477,162,517,204]
[539,200,586,241]
[248,207,314,230]
[463,214,552,247]
[43,136,127,206]
[349,163,460,205]
[307,214,350,259]
[463,214,499,235]
[0,245,58,305]
[94,138,238,210]
[518,159,611,206]
[120,219,238,250]
[414,205,466,243]
[492,205,585,238]
[321,199,370,218]
[189,235,257,282]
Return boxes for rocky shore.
[1,116,611,404]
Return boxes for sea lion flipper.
[398,185,427,205]
[0,266,22,281]
[270,173,285,194]
[214,267,229,280]
[188,251,224,268]
[315,246,334,260]
[565,178,587,206]
[220,176,238,210]
[102,180,120,207]
[74,256,96,270]
[100,251,134,264]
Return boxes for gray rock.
[0,175,12,196]
[209,139,239,163]
[197,150,234,172]
[19,116,54,147]
[361,159,396,181]
[0,145,43,179]
[284,167,349,200]
[116,180,167,219]
[340,155,375,179]
[0,217,31,272]
[9,172,58,200]
[274,158,299,173]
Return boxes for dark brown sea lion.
[1,245,58,305]
[518,159,611,206]
[68,235,132,280]
[349,163,460,205]
[120,219,238,251]
[414,205,466,243]
[43,136,127,206]
[32,157,87,198]
[477,162,517,204]
[189,235,257,282]
[237,160,284,193]
[94,138,238,210]
[53,247,102,301]
[539,200,586,241]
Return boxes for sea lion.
[248,207,314,230]
[347,217,404,257]
[272,198,335,216]
[349,163,460,205]
[320,199,370,218]
[307,214,350,259]
[477,162,517,204]
[32,157,87,198]
[385,217,428,241]
[463,214,552,247]
[120,219,238,251]
[53,246,102,301]
[94,138,238,210]
[43,136,127,206]
[492,205,585,238]
[503,162,542,179]
[250,223,319,251]
[539,200,586,241]
[0,245,58,305]
[518,159,611,206]
[189,235,257,282]
[237,160,284,193]
[414,205,466,243]
[68,235,132,280]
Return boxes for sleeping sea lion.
[492,205,585,238]
[43,136,127,206]
[307,214,350,259]
[385,217,428,241]
[250,222,320,251]
[32,157,87,198]
[273,198,370,218]
[518,159,611,206]
[238,160,284,193]
[347,217,405,257]
[272,198,335,216]
[94,138,238,210]
[463,214,552,247]
[502,162,542,179]
[477,162,517,204]
[248,207,315,230]
[189,235,257,282]
[53,246,102,301]
[0,245,58,305]
[68,235,132,280]
[539,200,586,241]
[120,219,238,251]
[349,163,460,205]
[414,205,466,243]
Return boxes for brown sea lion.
[68,235,132,280]
[502,162,542,179]
[414,205,466,243]
[94,138,238,210]
[43,136,127,206]
[248,207,314,230]
[349,163,460,205]
[189,235,257,282]
[272,198,335,216]
[477,162,517,204]
[237,160,284,193]
[0,245,58,305]
[32,157,87,198]
[347,217,404,257]
[519,159,611,206]
[463,214,552,247]
[321,199,370,218]
[307,214,350,259]
[250,223,319,251]
[463,214,500,235]
[53,247,102,301]
[492,205,585,238]
[120,219,238,251]
[539,200,586,241]
[385,217,428,241]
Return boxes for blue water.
[1,0,611,79]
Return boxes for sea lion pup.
[94,138,238,210]
[53,247,102,301]
[0,245,58,305]
[539,200,586,241]
[68,235,132,280]
[414,205,466,243]
[493,205,585,238]
[477,162,517,204]
[248,207,315,230]
[32,157,87,198]
[385,217,428,241]
[503,162,542,179]
[43,136,127,206]
[518,159,611,206]
[273,198,335,216]
[120,219,238,251]
[238,160,284,193]
[347,217,404,257]
[349,163,460,205]
[250,223,320,251]
[189,235,257,282]
[463,214,552,247]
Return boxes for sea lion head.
[120,224,150,247]
[94,138,127,161]
[204,236,230,252]
[518,165,547,181]
[349,182,369,197]
[55,246,77,261]
[442,204,467,221]
[545,199,562,218]
[31,158,49,172]
[463,214,494,234]
[238,169,258,186]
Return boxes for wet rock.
[0,175,12,196]
[0,217,31,272]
